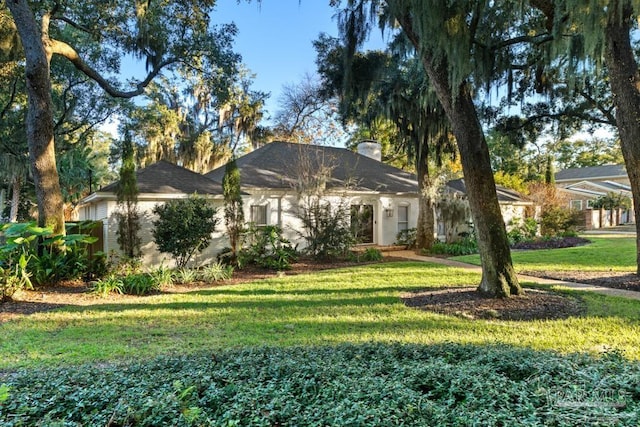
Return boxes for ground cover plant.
[2,343,639,426]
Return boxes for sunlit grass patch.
[454,235,637,272]
[1,261,640,370]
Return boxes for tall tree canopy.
[4,0,241,234]
[332,0,557,296]
[314,33,456,251]
[527,0,640,274]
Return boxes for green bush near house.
[152,195,219,269]
[395,227,417,249]
[239,224,297,270]
[428,237,478,256]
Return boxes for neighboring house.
[437,179,533,241]
[78,141,532,266]
[554,164,634,226]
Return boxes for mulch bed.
[520,270,640,292]
[402,287,586,321]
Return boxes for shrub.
[152,195,219,268]
[395,228,417,249]
[199,261,234,282]
[91,275,124,297]
[239,225,297,270]
[222,159,244,263]
[429,237,478,256]
[540,206,580,237]
[297,200,355,260]
[507,217,538,245]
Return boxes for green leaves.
[3,344,640,425]
[152,194,219,268]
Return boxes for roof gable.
[445,179,530,204]
[555,164,627,182]
[205,142,418,193]
[100,161,223,195]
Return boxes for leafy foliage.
[149,264,174,288]
[429,237,479,256]
[239,225,297,270]
[352,247,383,262]
[222,158,244,262]
[152,195,219,268]
[396,228,417,249]
[2,343,640,426]
[507,217,538,245]
[121,273,161,296]
[540,206,581,237]
[90,275,124,297]
[174,268,199,285]
[0,222,100,300]
[199,261,234,282]
[91,272,162,297]
[297,200,355,260]
[114,133,141,260]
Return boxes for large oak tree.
[333,0,555,296]
[5,0,239,234]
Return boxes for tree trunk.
[7,0,65,235]
[604,1,640,274]
[443,84,521,297]
[415,151,435,251]
[9,176,21,222]
[398,15,521,297]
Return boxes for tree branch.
[0,76,19,119]
[51,15,95,36]
[49,39,178,98]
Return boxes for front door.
[351,204,374,244]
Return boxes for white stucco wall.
[79,191,420,267]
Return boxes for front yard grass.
[454,235,637,272]
[2,260,640,370]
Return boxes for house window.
[397,205,409,232]
[250,205,268,226]
[586,199,594,209]
[570,200,583,211]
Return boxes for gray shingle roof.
[100,161,223,195]
[445,179,529,203]
[555,164,627,182]
[205,142,419,193]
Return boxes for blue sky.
[211,0,385,119]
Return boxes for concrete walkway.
[390,250,640,301]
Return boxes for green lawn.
[2,260,640,370]
[454,235,637,272]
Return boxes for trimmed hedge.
[1,343,639,426]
